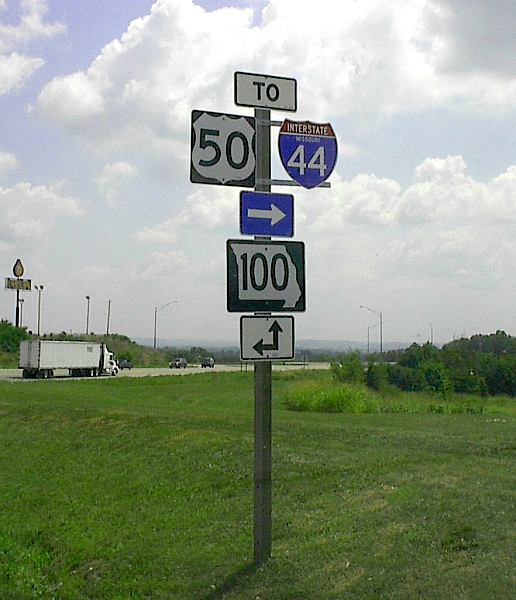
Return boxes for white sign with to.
[234,71,297,112]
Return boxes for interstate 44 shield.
[278,119,337,189]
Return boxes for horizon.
[9,325,510,353]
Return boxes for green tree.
[443,331,516,356]
[399,342,442,369]
[0,320,29,353]
[421,361,452,400]
[478,354,516,396]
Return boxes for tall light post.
[106,299,111,335]
[429,322,434,345]
[34,285,44,336]
[85,296,90,335]
[153,301,177,349]
[360,305,383,354]
[19,298,24,327]
[367,323,378,354]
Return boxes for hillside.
[0,321,170,368]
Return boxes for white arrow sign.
[240,316,295,361]
[247,204,286,226]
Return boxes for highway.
[0,362,329,382]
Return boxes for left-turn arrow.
[253,320,283,356]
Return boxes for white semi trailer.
[19,340,119,379]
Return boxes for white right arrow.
[247,204,286,226]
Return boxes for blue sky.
[1,0,516,347]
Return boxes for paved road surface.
[0,363,329,382]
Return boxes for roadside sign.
[234,72,297,112]
[227,239,305,312]
[278,119,337,189]
[5,277,31,291]
[13,259,24,277]
[240,316,294,361]
[240,191,294,237]
[190,110,256,187]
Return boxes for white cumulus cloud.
[0,50,42,94]
[311,156,516,289]
[139,154,516,295]
[0,0,65,95]
[95,161,137,206]
[35,0,516,176]
[0,151,18,179]
[137,186,237,243]
[0,181,81,254]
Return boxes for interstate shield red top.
[278,119,338,189]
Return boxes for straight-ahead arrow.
[253,320,283,356]
[247,204,286,226]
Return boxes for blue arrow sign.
[240,191,294,237]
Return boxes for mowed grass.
[0,370,514,599]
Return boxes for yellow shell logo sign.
[13,259,24,278]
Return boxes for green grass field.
[0,370,514,599]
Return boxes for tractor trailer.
[19,340,119,379]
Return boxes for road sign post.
[253,106,273,566]
[193,71,335,567]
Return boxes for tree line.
[334,330,516,398]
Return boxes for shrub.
[450,370,488,396]
[330,353,365,384]
[387,364,425,392]
[421,361,452,400]
[285,382,387,414]
[365,362,389,391]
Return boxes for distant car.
[201,357,215,368]
[170,357,187,369]
[117,359,133,370]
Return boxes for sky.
[1,0,516,348]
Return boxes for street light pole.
[153,301,177,349]
[35,285,44,336]
[85,296,90,335]
[19,298,24,327]
[367,323,378,354]
[106,299,111,335]
[380,311,383,353]
[360,305,383,354]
